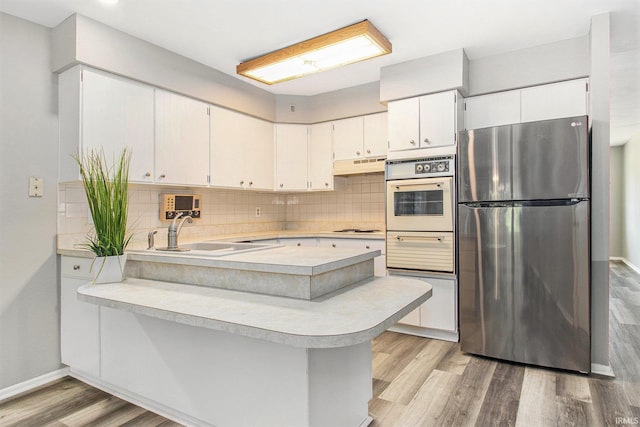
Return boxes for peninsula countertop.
[78,275,432,349]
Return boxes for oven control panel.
[415,159,450,175]
[386,155,455,180]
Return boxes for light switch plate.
[29,176,43,197]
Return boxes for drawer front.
[386,231,454,273]
[61,256,97,279]
[317,238,384,253]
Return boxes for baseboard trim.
[69,370,208,427]
[388,324,459,342]
[0,367,70,402]
[591,362,615,377]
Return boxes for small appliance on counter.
[458,116,591,373]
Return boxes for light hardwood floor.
[1,261,638,426]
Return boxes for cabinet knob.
[356,151,361,155]
[249,181,253,186]
[424,138,431,144]
[366,245,370,249]
[160,174,166,178]
[240,180,244,185]
[366,149,371,154]
[145,172,151,177]
[73,264,80,271]
[332,244,336,248]
[410,140,416,145]
[280,183,284,188]
[325,182,329,187]
[297,243,301,246]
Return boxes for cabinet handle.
[410,140,416,145]
[160,174,166,178]
[73,264,80,271]
[424,138,431,144]
[145,172,151,177]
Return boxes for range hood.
[332,157,386,176]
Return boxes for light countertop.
[78,275,431,349]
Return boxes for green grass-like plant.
[75,148,132,257]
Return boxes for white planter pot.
[91,254,127,284]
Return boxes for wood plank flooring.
[1,260,638,426]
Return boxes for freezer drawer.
[458,201,590,372]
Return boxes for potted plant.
[75,148,132,283]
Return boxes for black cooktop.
[333,229,381,233]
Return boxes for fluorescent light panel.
[237,20,392,85]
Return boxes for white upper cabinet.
[363,112,388,158]
[464,78,589,130]
[388,91,460,152]
[520,78,589,123]
[275,124,308,191]
[59,66,155,183]
[464,91,521,130]
[308,122,334,191]
[155,90,210,186]
[332,117,364,161]
[210,106,273,190]
[388,97,420,151]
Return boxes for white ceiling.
[1,0,638,144]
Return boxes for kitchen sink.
[151,240,280,256]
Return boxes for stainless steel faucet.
[147,230,158,250]
[167,212,192,250]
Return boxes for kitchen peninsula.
[60,243,431,427]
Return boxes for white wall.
[609,146,624,258]
[0,13,61,389]
[623,133,640,269]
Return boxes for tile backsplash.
[57,174,385,250]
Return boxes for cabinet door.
[332,117,364,161]
[275,124,308,191]
[155,90,210,186]
[363,112,388,158]
[81,69,155,182]
[520,79,589,123]
[308,122,334,191]
[244,117,274,190]
[388,98,420,151]
[60,257,100,376]
[464,91,521,130]
[210,106,246,188]
[419,91,456,148]
[419,276,457,331]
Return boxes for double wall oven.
[385,155,458,341]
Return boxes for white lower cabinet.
[317,238,386,276]
[60,256,100,377]
[395,275,458,340]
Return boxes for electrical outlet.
[29,176,43,197]
[255,207,261,217]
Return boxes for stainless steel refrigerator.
[458,116,590,373]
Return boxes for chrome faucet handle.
[147,230,158,250]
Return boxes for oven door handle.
[394,182,445,190]
[395,235,445,242]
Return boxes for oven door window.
[394,189,443,216]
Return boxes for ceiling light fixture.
[237,20,392,85]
